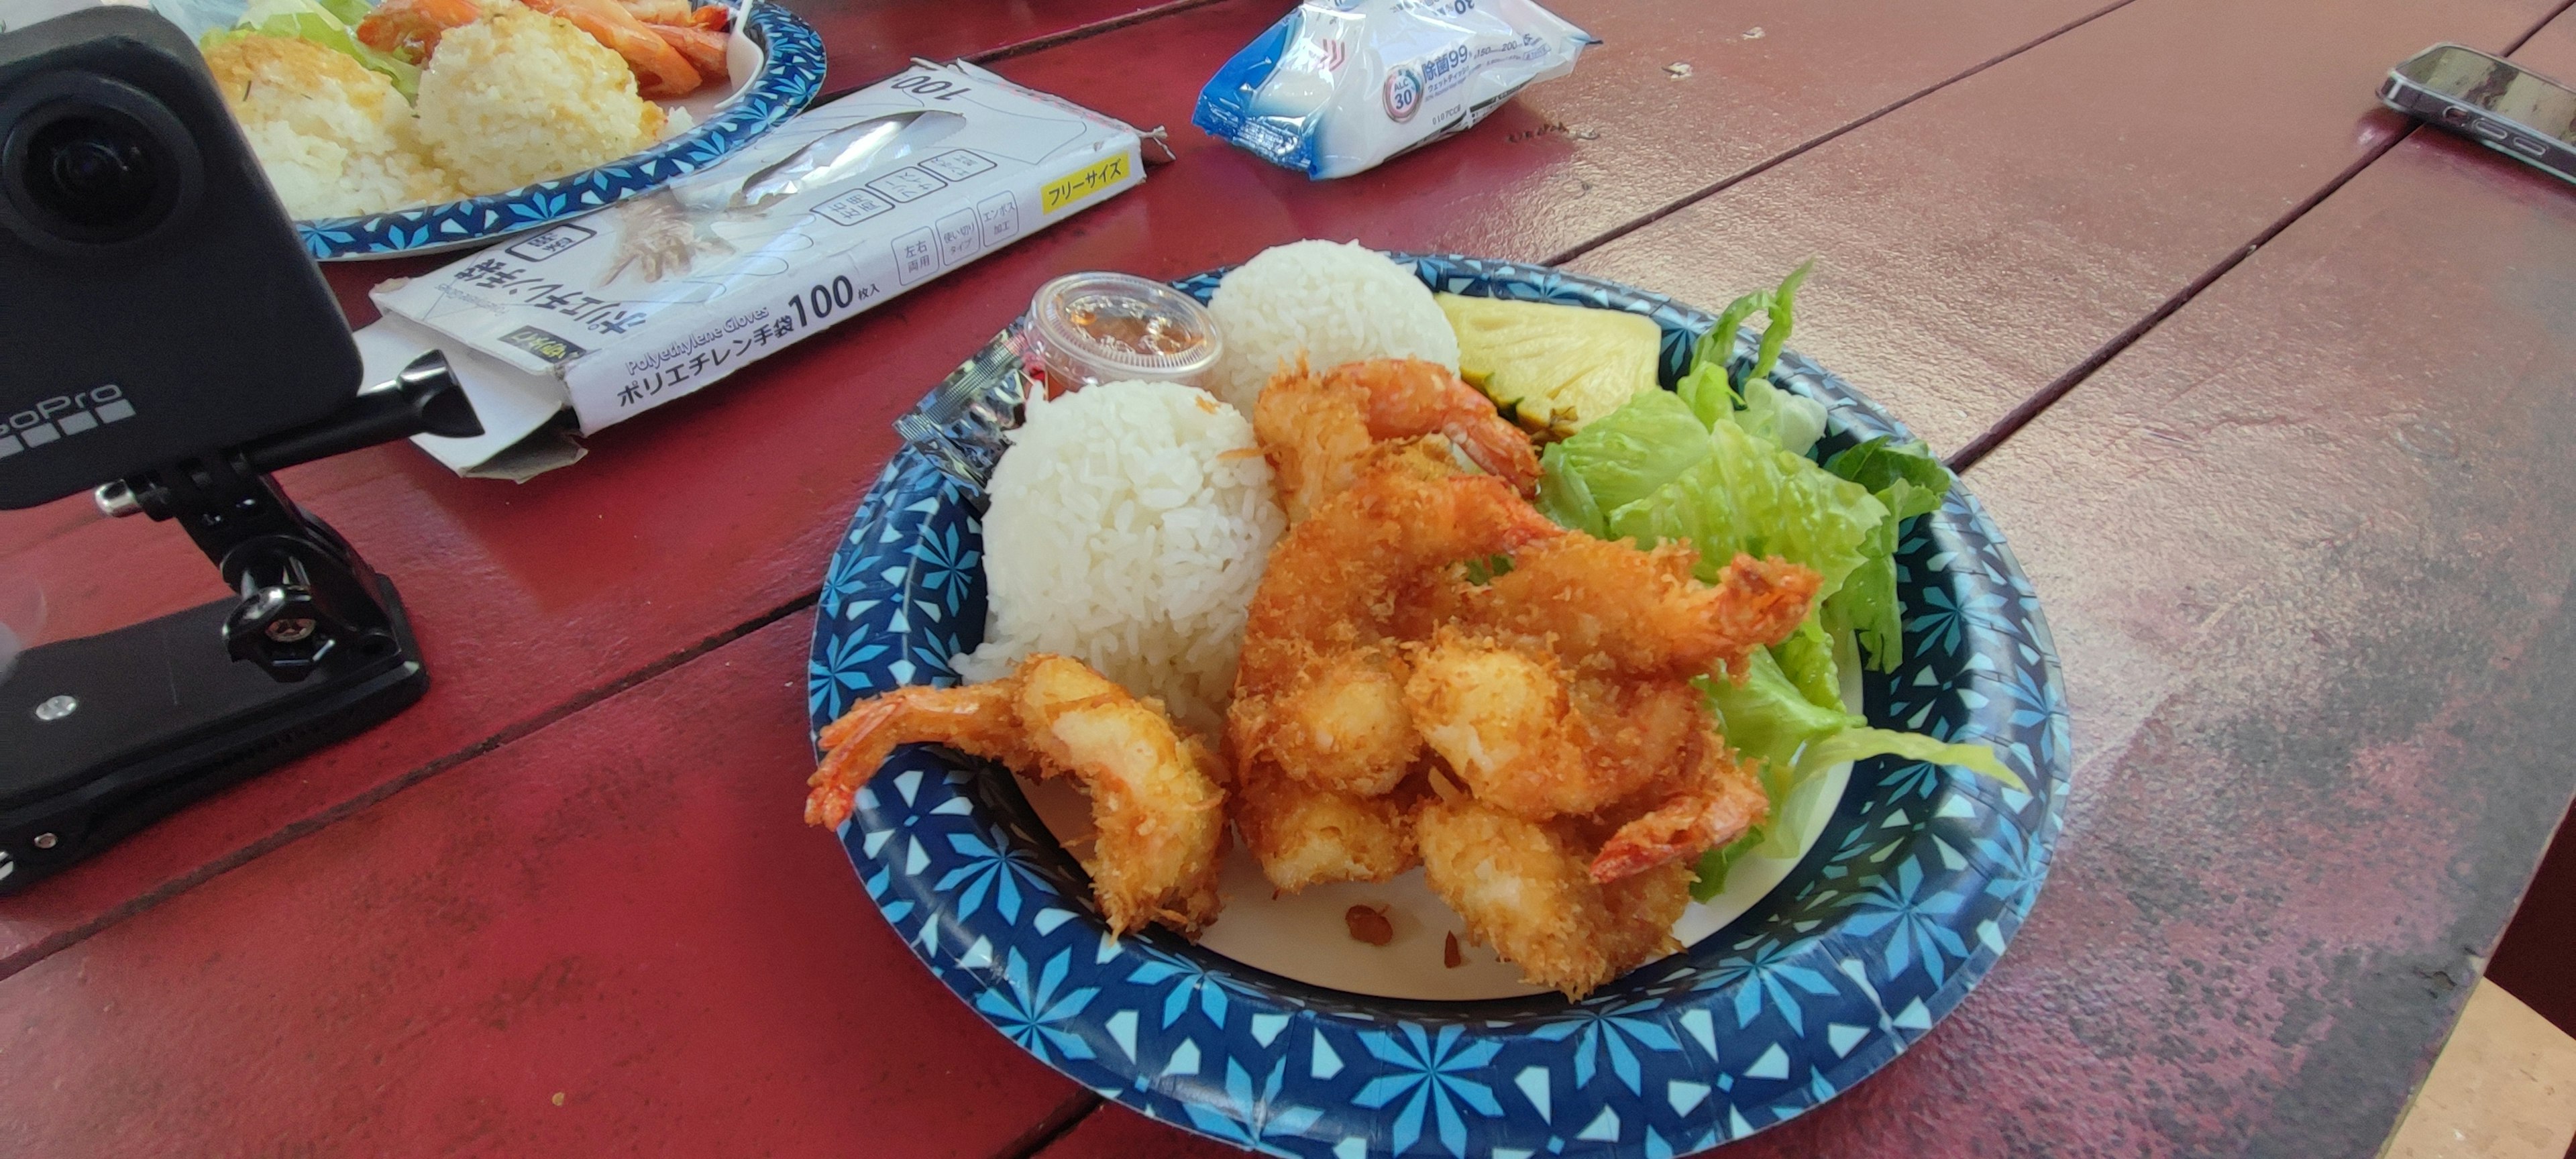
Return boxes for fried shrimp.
[1254,358,1542,522]
[807,654,1228,935]
[1232,769,1419,891]
[1228,454,1563,889]
[1229,647,1420,797]
[1589,733,1770,883]
[1234,452,1562,675]
[1463,539,1822,681]
[1415,797,1692,997]
[1401,629,1705,820]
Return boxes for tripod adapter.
[0,353,481,892]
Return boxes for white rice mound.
[955,381,1286,736]
[416,6,666,197]
[1204,239,1461,415]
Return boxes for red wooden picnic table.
[2,0,2572,1152]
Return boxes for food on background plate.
[955,380,1286,737]
[201,33,460,217]
[807,653,1228,936]
[1203,240,1459,416]
[1439,293,1661,439]
[199,0,724,219]
[411,5,666,192]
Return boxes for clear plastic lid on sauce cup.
[1027,272,1224,395]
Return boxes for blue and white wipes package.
[1192,0,1595,180]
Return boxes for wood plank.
[0,0,2133,971]
[1564,0,2563,455]
[0,612,1092,1158]
[1662,16,2576,1158]
[780,0,1218,95]
[2381,981,2576,1159]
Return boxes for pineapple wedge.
[1438,294,1662,439]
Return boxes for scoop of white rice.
[1204,240,1460,415]
[955,381,1285,735]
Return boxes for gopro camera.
[0,5,363,508]
[0,7,481,891]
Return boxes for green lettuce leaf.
[1733,376,1827,458]
[310,0,375,26]
[1768,616,1842,712]
[1750,260,1811,384]
[1690,637,2025,899]
[1674,360,1733,430]
[1692,649,1847,899]
[1820,437,1953,670]
[1538,388,1711,518]
[1603,417,1885,594]
[1802,728,2026,793]
[1683,259,1814,388]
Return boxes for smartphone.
[2382,43,2576,184]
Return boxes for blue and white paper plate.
[282,0,825,260]
[806,257,2071,1158]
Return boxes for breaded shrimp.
[1236,451,1562,681]
[1401,629,1705,821]
[1589,733,1770,883]
[1232,766,1419,891]
[355,0,484,60]
[521,0,704,97]
[807,654,1228,935]
[1254,358,1541,522]
[1464,539,1823,682]
[1415,797,1691,998]
[1226,454,1564,885]
[1226,645,1420,797]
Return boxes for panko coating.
[808,654,1230,936]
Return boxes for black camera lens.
[15,108,165,239]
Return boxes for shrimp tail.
[1589,738,1769,883]
[522,0,705,97]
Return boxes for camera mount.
[0,353,481,893]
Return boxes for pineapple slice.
[1438,294,1662,439]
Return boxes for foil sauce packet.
[1191,0,1594,180]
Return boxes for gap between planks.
[1542,0,2156,268]
[1942,0,2576,473]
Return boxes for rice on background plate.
[955,380,1285,736]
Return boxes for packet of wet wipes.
[1193,0,1594,179]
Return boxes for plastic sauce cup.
[1027,272,1223,396]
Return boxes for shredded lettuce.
[203,0,420,101]
[1536,262,2019,900]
